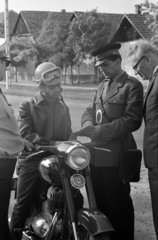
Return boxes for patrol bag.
[119,149,142,183]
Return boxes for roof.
[71,12,124,42]
[101,13,124,42]
[13,10,73,39]
[0,10,18,35]
[125,14,154,39]
[12,11,154,42]
[14,11,50,39]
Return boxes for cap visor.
[95,59,106,67]
[44,78,62,86]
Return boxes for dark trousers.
[10,166,42,240]
[0,157,17,240]
[90,165,134,240]
[148,168,158,240]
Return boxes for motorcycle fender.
[77,208,114,235]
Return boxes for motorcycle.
[13,140,114,240]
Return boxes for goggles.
[0,56,11,67]
[40,67,62,85]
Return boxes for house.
[12,10,73,39]
[11,10,75,81]
[0,10,18,37]
[10,5,154,82]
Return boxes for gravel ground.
[131,163,156,240]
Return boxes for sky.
[0,0,157,14]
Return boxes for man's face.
[132,55,151,80]
[42,82,61,99]
[0,59,6,81]
[99,59,118,79]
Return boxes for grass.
[0,83,96,101]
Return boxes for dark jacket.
[17,91,72,145]
[143,69,158,168]
[81,71,144,167]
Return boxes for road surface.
[7,95,156,240]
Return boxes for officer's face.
[0,60,6,81]
[42,82,62,99]
[99,59,119,79]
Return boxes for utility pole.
[4,0,10,89]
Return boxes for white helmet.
[35,62,56,83]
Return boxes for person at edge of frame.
[128,39,158,240]
[0,52,34,240]
[80,42,144,240]
[10,62,74,240]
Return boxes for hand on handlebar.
[23,139,35,151]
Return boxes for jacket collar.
[101,71,128,103]
[34,91,46,104]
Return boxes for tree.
[68,9,111,83]
[37,12,76,84]
[140,0,158,33]
[10,36,37,82]
[140,0,158,46]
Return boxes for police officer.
[81,43,144,240]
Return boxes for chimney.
[61,9,66,13]
[135,4,141,14]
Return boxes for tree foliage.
[68,9,111,83]
[140,0,158,45]
[9,36,37,82]
[37,12,76,83]
[140,0,158,33]
[10,36,37,67]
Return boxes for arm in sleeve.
[17,101,50,145]
[65,105,73,140]
[81,92,97,127]
[101,80,144,140]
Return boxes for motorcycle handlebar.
[25,141,111,159]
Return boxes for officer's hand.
[91,126,102,139]
[85,125,101,139]
[23,139,35,151]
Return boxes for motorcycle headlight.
[66,146,90,170]
[32,213,52,238]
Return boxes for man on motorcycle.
[0,50,34,240]
[10,62,72,240]
[81,43,144,240]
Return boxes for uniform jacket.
[81,71,144,167]
[143,69,158,168]
[17,91,72,146]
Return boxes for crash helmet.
[35,62,56,83]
